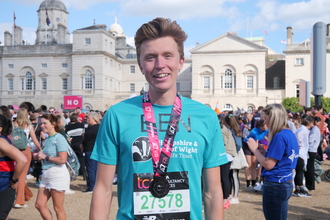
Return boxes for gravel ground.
[8,160,330,220]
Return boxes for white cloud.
[61,0,118,10]
[120,0,244,20]
[126,36,134,47]
[22,27,37,45]
[254,0,330,31]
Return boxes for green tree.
[321,97,330,113]
[282,97,303,112]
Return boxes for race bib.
[133,172,190,220]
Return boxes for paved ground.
[8,160,330,220]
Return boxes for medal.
[150,176,170,198]
[142,92,181,198]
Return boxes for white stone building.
[2,0,328,112]
[284,26,330,100]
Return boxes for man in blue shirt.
[89,17,228,220]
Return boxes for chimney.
[327,23,330,36]
[4,31,12,46]
[286,26,293,45]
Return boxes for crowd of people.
[1,16,330,220]
[0,103,104,219]
[218,104,330,219]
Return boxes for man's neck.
[148,90,177,106]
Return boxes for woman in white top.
[293,116,314,197]
[13,109,41,208]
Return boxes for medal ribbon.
[142,92,182,177]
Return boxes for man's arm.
[90,163,116,220]
[202,166,224,220]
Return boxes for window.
[85,70,93,89]
[41,78,47,90]
[8,79,13,91]
[145,83,149,91]
[203,76,210,89]
[62,78,68,90]
[247,76,253,89]
[224,69,232,89]
[85,38,91,45]
[176,82,181,92]
[220,76,223,89]
[130,65,135,73]
[25,72,33,90]
[224,104,232,110]
[130,83,135,92]
[273,77,280,88]
[8,64,14,68]
[62,63,68,68]
[296,84,300,98]
[42,63,47,68]
[295,58,304,65]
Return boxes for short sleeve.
[91,108,119,165]
[203,113,228,168]
[266,135,285,161]
[55,134,69,152]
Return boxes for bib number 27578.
[133,172,190,220]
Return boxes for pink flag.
[281,40,287,44]
[263,30,268,35]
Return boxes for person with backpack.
[34,114,70,220]
[12,109,41,208]
[0,115,28,220]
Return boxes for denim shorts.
[39,164,70,191]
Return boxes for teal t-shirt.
[42,133,69,170]
[91,95,228,219]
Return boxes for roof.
[39,0,68,13]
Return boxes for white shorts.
[39,164,70,191]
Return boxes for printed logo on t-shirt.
[132,136,151,162]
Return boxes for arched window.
[224,69,232,89]
[273,77,280,88]
[22,72,35,90]
[85,70,93,89]
[247,106,254,113]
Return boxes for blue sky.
[0,0,329,56]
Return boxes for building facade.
[1,0,329,112]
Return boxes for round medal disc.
[150,176,170,198]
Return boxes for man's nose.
[155,56,165,69]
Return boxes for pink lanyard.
[142,92,182,177]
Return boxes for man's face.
[76,108,81,114]
[138,36,184,95]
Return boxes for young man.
[90,17,227,220]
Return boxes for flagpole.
[46,1,47,45]
[12,10,14,46]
